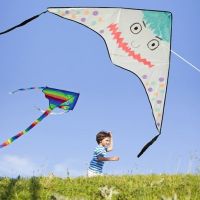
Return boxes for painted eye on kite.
[147,39,159,50]
[130,23,142,34]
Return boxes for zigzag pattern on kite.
[107,23,154,68]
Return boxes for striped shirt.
[89,145,107,174]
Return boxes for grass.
[0,174,200,199]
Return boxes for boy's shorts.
[87,169,103,177]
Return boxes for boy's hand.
[107,131,113,152]
[108,131,112,137]
[111,156,120,161]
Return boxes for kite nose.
[131,41,140,49]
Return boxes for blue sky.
[0,0,200,177]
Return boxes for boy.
[87,131,119,177]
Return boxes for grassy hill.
[0,174,200,199]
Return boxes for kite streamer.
[9,86,45,94]
[0,11,47,35]
[0,87,79,148]
[35,106,69,115]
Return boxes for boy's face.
[100,137,111,147]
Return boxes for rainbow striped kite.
[0,87,79,148]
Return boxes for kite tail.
[0,108,52,148]
[0,11,47,35]
[137,133,161,158]
[9,87,45,94]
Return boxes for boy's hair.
[96,131,111,144]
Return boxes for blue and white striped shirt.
[89,145,107,174]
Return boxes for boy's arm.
[106,132,113,152]
[98,156,119,161]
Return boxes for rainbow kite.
[0,87,79,148]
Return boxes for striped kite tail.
[9,86,45,94]
[0,108,52,148]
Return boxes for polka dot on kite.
[159,83,165,88]
[154,92,158,97]
[100,30,104,34]
[76,10,81,14]
[84,10,90,15]
[91,21,97,26]
[157,113,161,118]
[81,18,86,22]
[157,123,161,127]
[71,14,76,19]
[142,75,147,79]
[160,89,165,94]
[93,11,99,16]
[65,10,70,15]
[148,87,153,92]
[159,77,164,82]
[98,17,103,22]
[157,100,162,104]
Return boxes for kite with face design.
[0,7,172,157]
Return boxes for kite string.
[171,49,200,73]
[0,108,52,148]
[35,106,69,115]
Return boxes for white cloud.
[0,154,38,177]
[0,155,85,177]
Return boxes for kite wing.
[0,87,79,148]
[42,87,79,111]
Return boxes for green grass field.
[0,174,199,200]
